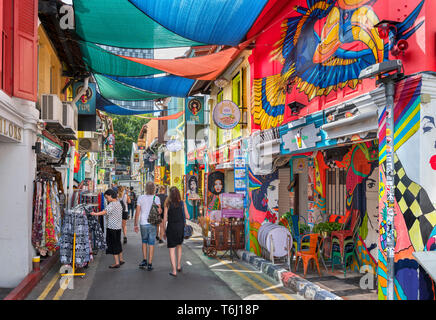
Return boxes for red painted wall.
[249,0,433,131]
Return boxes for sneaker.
[147,263,153,271]
[139,260,147,269]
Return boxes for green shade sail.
[94,74,167,101]
[74,0,205,49]
[80,42,164,77]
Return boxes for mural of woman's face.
[214,179,223,194]
[267,179,279,210]
[420,110,436,202]
[190,180,197,192]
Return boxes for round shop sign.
[212,100,241,129]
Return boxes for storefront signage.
[0,116,22,142]
[39,135,63,160]
[282,123,321,153]
[73,82,96,115]
[213,100,241,129]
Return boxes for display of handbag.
[182,202,193,239]
[147,196,162,225]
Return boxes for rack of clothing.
[59,204,106,269]
[32,174,63,257]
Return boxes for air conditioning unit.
[78,137,100,152]
[41,94,63,122]
[62,102,78,133]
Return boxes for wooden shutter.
[278,167,291,218]
[13,0,38,101]
[2,0,13,95]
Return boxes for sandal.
[120,261,125,266]
[177,267,182,272]
[109,264,120,269]
[169,272,177,277]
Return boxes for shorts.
[122,211,129,220]
[140,224,157,245]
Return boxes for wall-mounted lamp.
[214,78,230,88]
[32,142,41,154]
[287,101,305,116]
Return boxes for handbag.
[147,196,162,225]
[182,202,193,239]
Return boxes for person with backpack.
[156,186,167,244]
[134,182,162,271]
[128,186,137,220]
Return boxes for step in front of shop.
[236,250,343,300]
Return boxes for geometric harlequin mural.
[378,75,436,300]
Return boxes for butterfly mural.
[252,0,425,130]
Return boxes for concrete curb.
[3,251,59,300]
[236,250,343,300]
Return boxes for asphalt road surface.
[26,219,301,301]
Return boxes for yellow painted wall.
[209,52,251,149]
[37,26,69,104]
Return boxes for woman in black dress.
[161,187,190,277]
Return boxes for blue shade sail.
[129,0,269,46]
[94,74,167,101]
[108,75,195,98]
[96,94,164,115]
[74,0,205,49]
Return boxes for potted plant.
[313,222,342,237]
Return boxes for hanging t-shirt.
[137,195,161,226]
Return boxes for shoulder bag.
[147,195,162,225]
[182,202,193,239]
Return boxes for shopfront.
[0,94,39,287]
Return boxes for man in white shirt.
[134,181,161,271]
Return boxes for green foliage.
[281,212,311,235]
[312,222,342,235]
[111,115,150,164]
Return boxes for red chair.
[294,233,322,278]
[330,210,361,261]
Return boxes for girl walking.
[161,187,190,277]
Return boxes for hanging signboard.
[186,97,204,123]
[73,82,96,115]
[233,149,248,208]
[38,135,63,160]
[213,100,241,129]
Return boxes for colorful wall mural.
[206,171,225,214]
[248,168,279,255]
[378,75,436,300]
[251,0,425,130]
